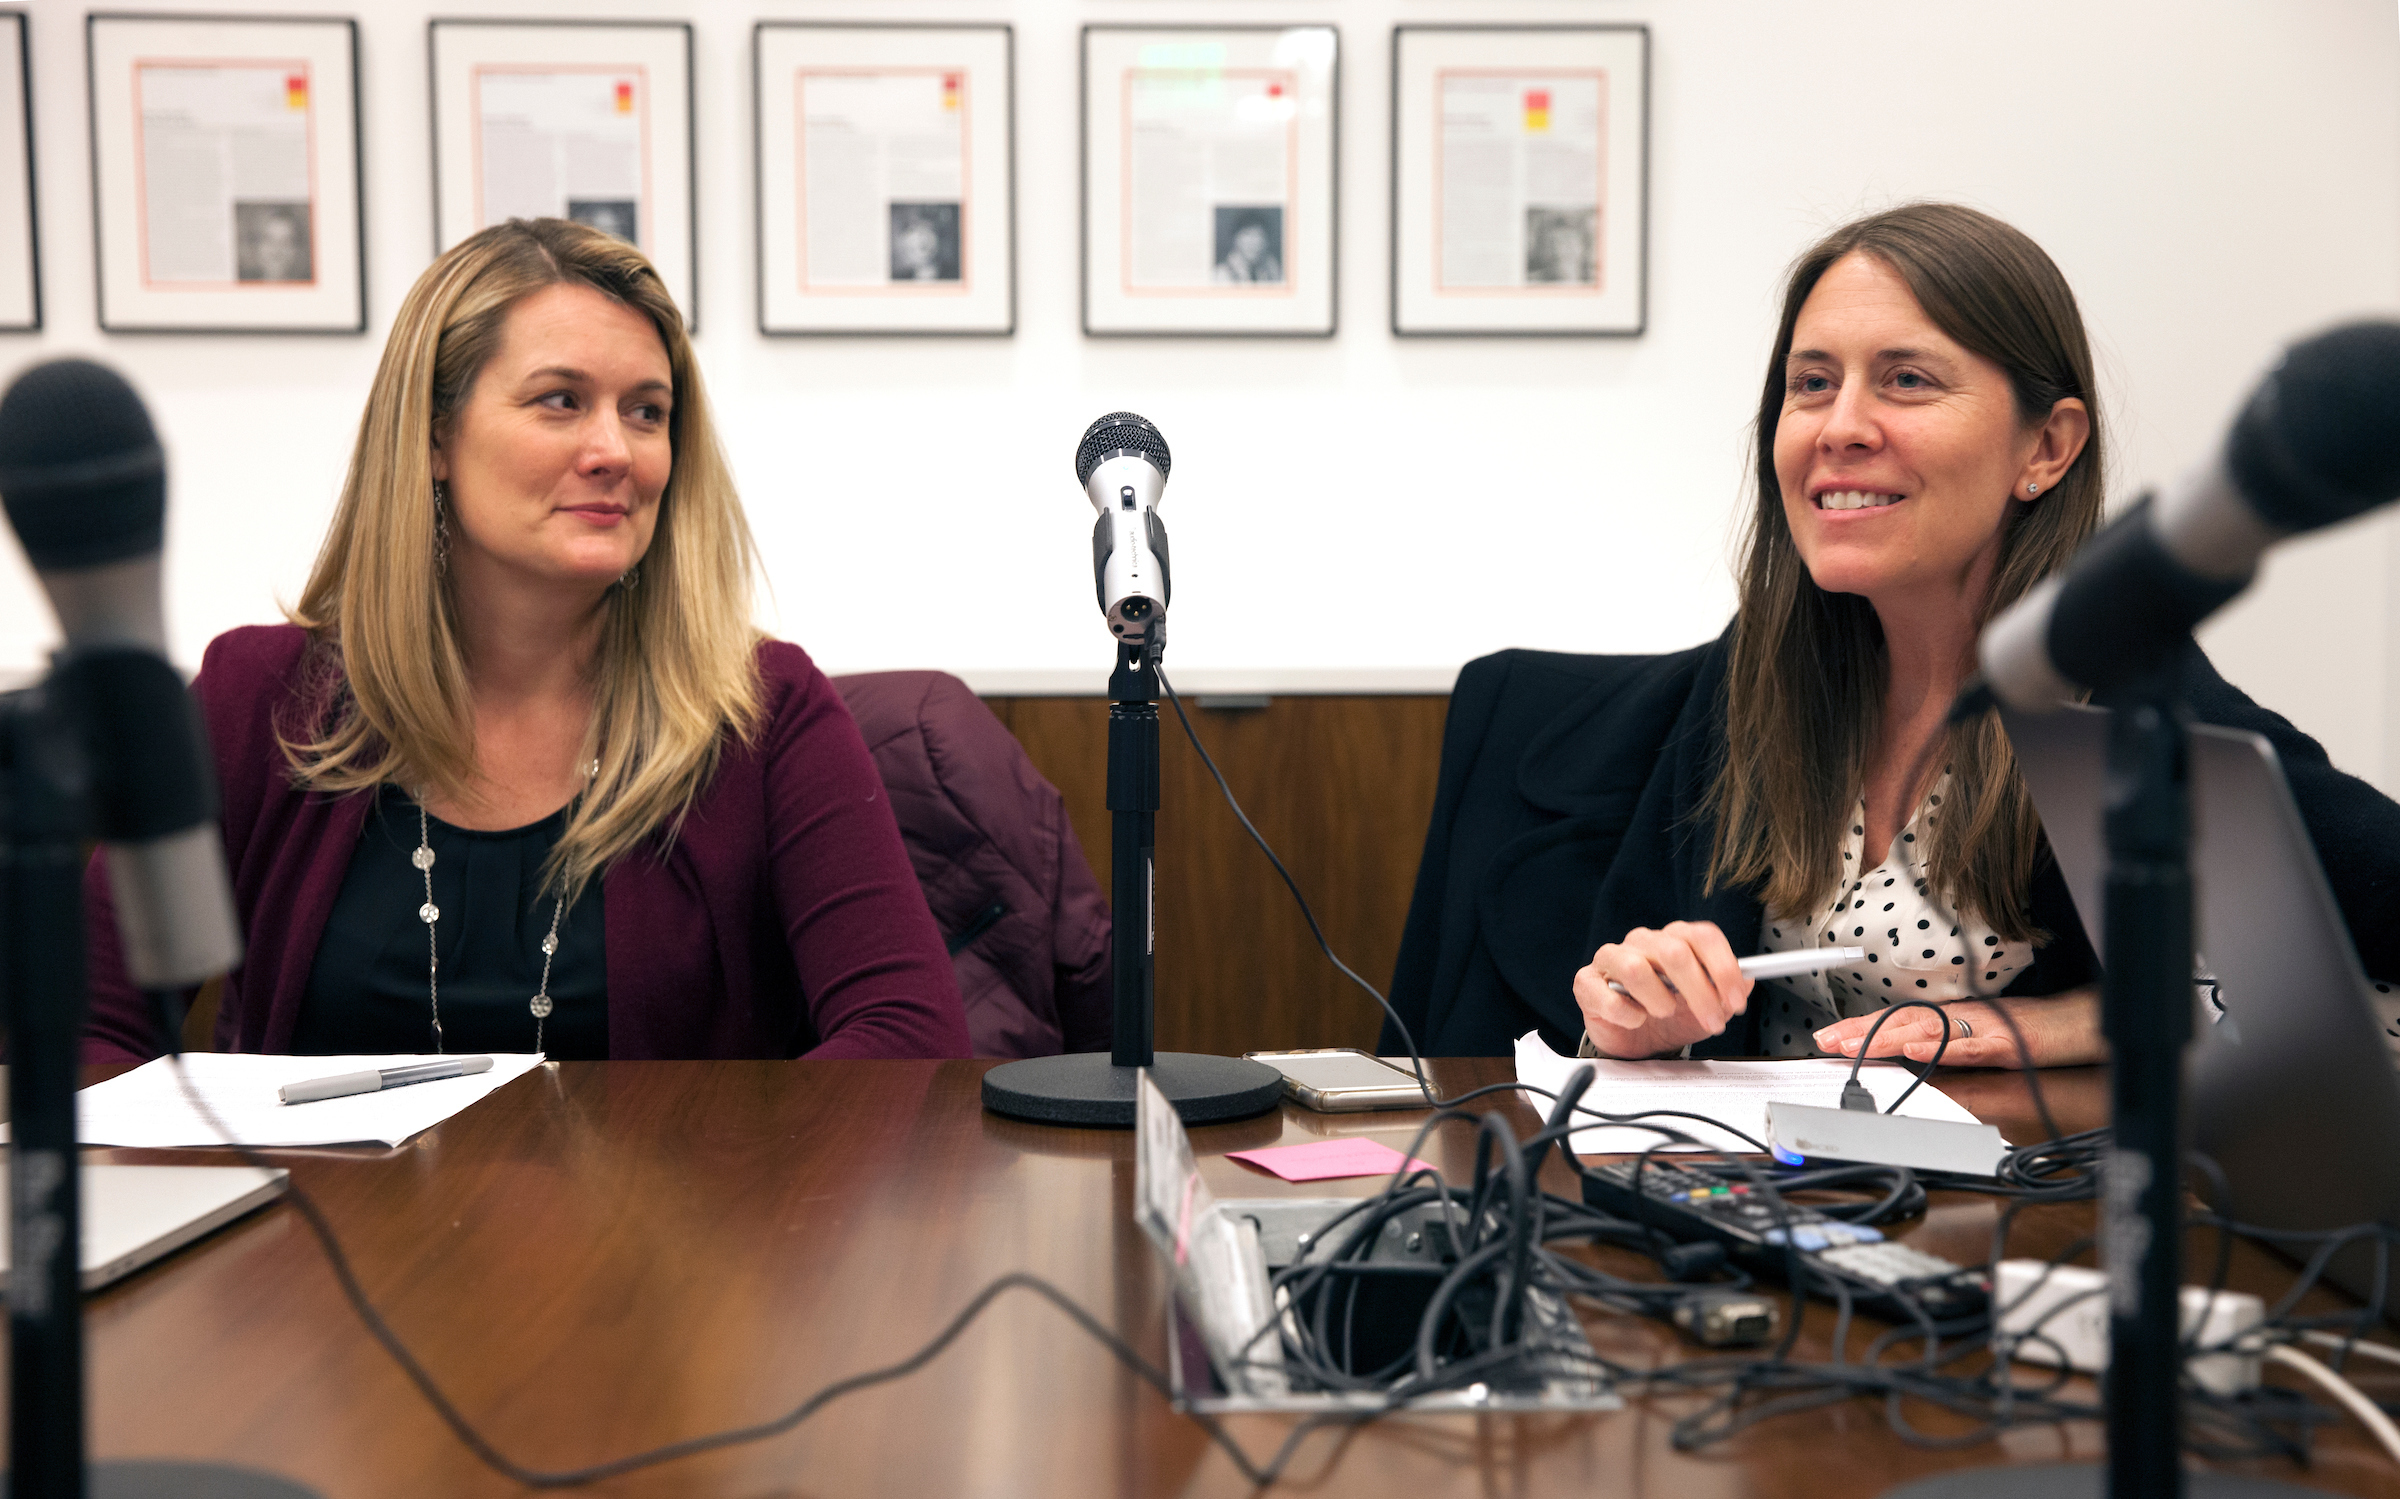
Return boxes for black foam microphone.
[1076,412,1171,645]
[1979,320,2400,711]
[0,359,240,986]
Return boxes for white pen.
[278,1055,494,1105]
[1605,946,1866,997]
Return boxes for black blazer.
[1383,629,2400,1058]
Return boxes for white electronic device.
[0,1163,285,1292]
[1765,1100,2009,1178]
[1994,1259,2263,1396]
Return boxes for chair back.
[832,671,1112,1058]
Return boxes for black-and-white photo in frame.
[0,12,38,331]
[430,19,697,328]
[755,22,1015,336]
[87,12,364,333]
[1391,25,1648,336]
[1083,24,1338,337]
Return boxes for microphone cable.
[1155,665,1441,1105]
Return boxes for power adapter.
[1993,1259,2264,1396]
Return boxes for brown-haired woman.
[81,219,971,1062]
[1385,202,2400,1067]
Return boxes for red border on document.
[1431,68,1608,297]
[132,57,320,291]
[467,63,653,252]
[1119,68,1299,298]
[794,67,974,297]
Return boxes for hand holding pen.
[1572,922,1863,1061]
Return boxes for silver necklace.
[413,763,593,1055]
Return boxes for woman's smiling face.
[433,281,672,599]
[1774,252,2049,612]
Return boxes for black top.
[293,786,607,1058]
[1383,629,2400,1058]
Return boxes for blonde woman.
[83,219,969,1062]
[1387,203,2400,1066]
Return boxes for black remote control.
[1579,1159,1988,1324]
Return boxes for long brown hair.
[1705,203,2104,940]
[284,218,762,900]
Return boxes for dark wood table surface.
[16,1058,2396,1497]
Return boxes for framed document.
[755,22,1014,336]
[430,19,697,329]
[1082,25,1338,338]
[1391,25,1648,337]
[87,12,364,333]
[0,12,37,332]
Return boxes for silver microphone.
[1074,412,1172,645]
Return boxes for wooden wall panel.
[984,694,1450,1057]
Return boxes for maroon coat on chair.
[833,671,1112,1059]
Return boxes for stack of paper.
[19,1053,546,1149]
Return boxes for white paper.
[1437,74,1605,290]
[137,64,317,286]
[1514,1031,1993,1156]
[477,69,646,246]
[1126,70,1293,290]
[799,71,967,289]
[33,1053,546,1150]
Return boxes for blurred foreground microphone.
[1076,411,1171,645]
[1979,320,2400,712]
[0,359,240,986]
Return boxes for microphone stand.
[1888,662,2306,1498]
[2,685,318,1499]
[981,629,1284,1127]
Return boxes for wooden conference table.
[26,1058,2399,1497]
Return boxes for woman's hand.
[1811,987,2106,1069]
[1573,922,1752,1059]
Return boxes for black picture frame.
[1080,23,1340,339]
[428,17,699,332]
[1388,24,1650,338]
[86,11,367,334]
[752,20,1017,337]
[0,10,40,332]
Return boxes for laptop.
[2004,702,2400,1307]
[0,1163,287,1293]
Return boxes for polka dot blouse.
[1755,774,2031,1057]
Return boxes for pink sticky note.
[1224,1138,1436,1183]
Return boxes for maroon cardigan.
[81,626,971,1064]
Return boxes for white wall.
[4,0,2397,790]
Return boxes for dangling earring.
[617,561,641,590]
[432,480,451,573]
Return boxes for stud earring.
[2026,482,2039,495]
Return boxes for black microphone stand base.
[1882,1462,2316,1498]
[980,1051,1285,1128]
[4,1460,322,1497]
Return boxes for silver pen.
[278,1055,495,1105]
[1605,946,1867,997]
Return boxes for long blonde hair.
[1704,204,2105,942]
[285,218,762,899]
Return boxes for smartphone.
[1243,1048,1432,1112]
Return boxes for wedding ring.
[1953,1015,1974,1039]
